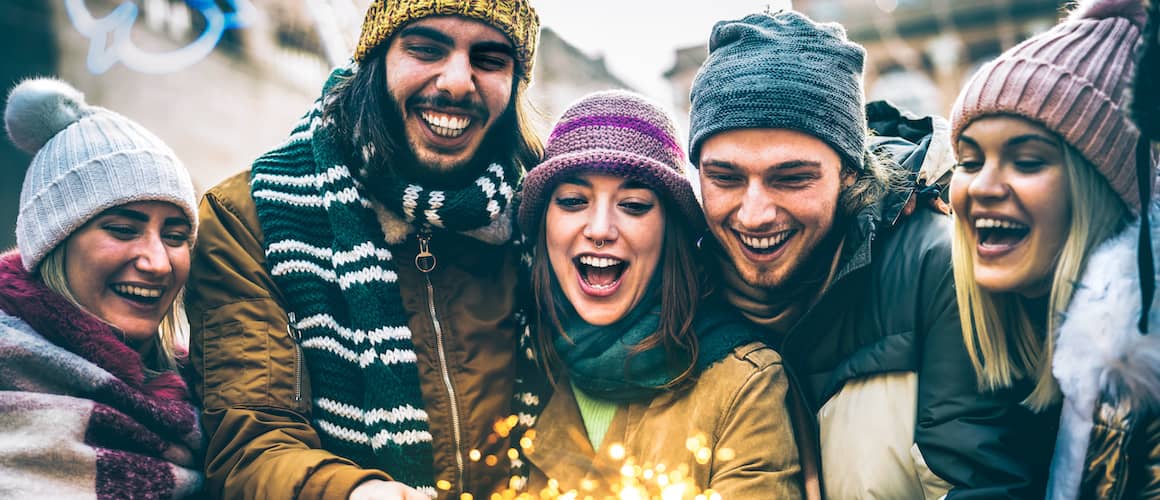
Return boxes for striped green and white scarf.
[251,64,546,496]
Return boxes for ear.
[840,165,858,189]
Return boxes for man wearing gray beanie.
[690,10,1046,499]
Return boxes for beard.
[359,91,514,190]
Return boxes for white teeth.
[420,112,470,138]
[579,255,623,268]
[738,231,792,249]
[974,218,1028,230]
[112,285,162,298]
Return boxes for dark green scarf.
[552,278,764,403]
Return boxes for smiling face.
[950,116,1070,297]
[63,201,192,347]
[384,16,516,174]
[545,173,665,326]
[698,128,848,289]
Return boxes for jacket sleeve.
[709,348,804,499]
[185,173,390,500]
[912,220,1052,499]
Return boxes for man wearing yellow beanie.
[184,1,544,498]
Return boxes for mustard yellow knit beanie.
[353,0,539,80]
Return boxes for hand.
[349,480,429,500]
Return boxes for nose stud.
[594,240,605,249]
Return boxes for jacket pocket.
[200,299,306,414]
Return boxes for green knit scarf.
[251,63,546,495]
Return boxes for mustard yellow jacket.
[525,342,803,499]
[185,171,524,499]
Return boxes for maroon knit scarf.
[0,251,203,498]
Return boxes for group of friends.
[1,0,1159,498]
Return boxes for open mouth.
[737,229,796,256]
[575,255,628,291]
[420,111,471,138]
[111,284,164,305]
[975,217,1030,250]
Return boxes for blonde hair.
[953,143,1130,411]
[37,244,183,374]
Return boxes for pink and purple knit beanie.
[518,90,703,238]
[951,0,1158,211]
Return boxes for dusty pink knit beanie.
[951,0,1156,210]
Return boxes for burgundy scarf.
[0,252,203,498]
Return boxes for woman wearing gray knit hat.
[949,0,1160,497]
[0,78,202,498]
[516,89,803,497]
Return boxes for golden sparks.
[609,443,627,461]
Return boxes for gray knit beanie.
[688,11,868,171]
[6,78,198,271]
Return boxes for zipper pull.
[416,231,437,273]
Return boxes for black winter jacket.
[738,101,1059,499]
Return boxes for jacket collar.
[1050,203,1160,498]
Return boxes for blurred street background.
[0,0,1068,251]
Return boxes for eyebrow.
[700,159,822,171]
[104,207,149,222]
[558,177,591,188]
[556,177,653,191]
[164,217,192,228]
[102,207,190,228]
[398,26,515,57]
[958,134,1057,149]
[398,25,454,46]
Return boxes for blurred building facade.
[0,0,632,251]
[664,0,1068,133]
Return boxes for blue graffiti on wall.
[65,0,257,74]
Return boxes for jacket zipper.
[419,232,466,493]
[288,323,303,402]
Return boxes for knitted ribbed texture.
[6,78,197,272]
[570,382,617,451]
[353,0,539,80]
[951,0,1157,211]
[688,11,867,170]
[518,90,703,238]
[250,63,547,495]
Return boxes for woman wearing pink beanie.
[949,0,1160,497]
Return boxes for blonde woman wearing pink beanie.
[949,0,1160,497]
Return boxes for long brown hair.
[530,194,706,389]
[323,45,543,184]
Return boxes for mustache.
[407,93,489,121]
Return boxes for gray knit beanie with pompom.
[5,78,198,271]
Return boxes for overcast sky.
[535,1,793,101]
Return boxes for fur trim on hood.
[1049,202,1160,499]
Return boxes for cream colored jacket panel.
[819,372,952,500]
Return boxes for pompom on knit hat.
[353,0,540,81]
[5,78,198,272]
[688,10,868,171]
[518,90,704,239]
[951,0,1158,211]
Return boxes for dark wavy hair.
[322,44,543,186]
[530,193,706,390]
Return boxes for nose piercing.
[594,240,605,249]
